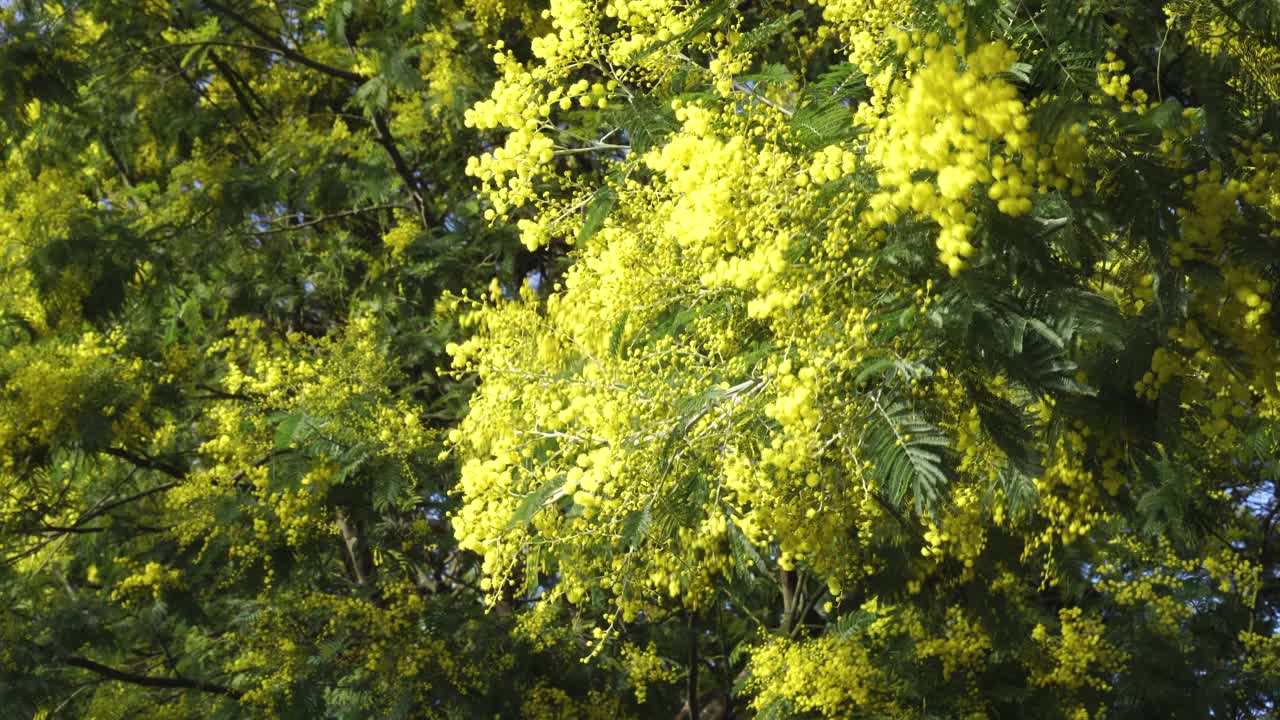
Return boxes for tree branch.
[244,204,406,235]
[371,112,433,227]
[193,383,256,401]
[206,50,262,123]
[102,448,187,480]
[32,524,108,535]
[61,655,241,698]
[687,610,700,720]
[169,60,262,162]
[201,3,432,229]
[203,0,367,84]
[100,135,134,188]
[779,567,797,633]
[86,483,180,520]
[335,508,374,586]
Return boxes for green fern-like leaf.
[1014,317,1092,396]
[578,186,616,243]
[994,465,1039,522]
[790,101,857,149]
[969,383,1043,478]
[726,515,768,579]
[603,94,677,154]
[808,62,867,102]
[739,11,805,52]
[632,0,735,60]
[741,63,794,88]
[505,474,567,530]
[830,609,876,637]
[865,393,950,515]
[619,506,652,549]
[1134,450,1194,544]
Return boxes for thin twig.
[244,204,406,235]
[61,655,242,698]
[204,0,366,83]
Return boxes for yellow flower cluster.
[1033,427,1106,547]
[801,144,858,186]
[1240,631,1280,679]
[1095,52,1131,102]
[1165,1,1280,104]
[1172,163,1247,265]
[165,316,431,573]
[810,0,906,71]
[1137,310,1270,446]
[0,150,95,332]
[1030,607,1127,692]
[643,101,805,319]
[460,0,707,227]
[866,37,1038,274]
[1240,137,1280,223]
[1225,267,1272,330]
[914,606,992,679]
[111,561,183,607]
[521,687,628,720]
[446,2,1280,713]
[1122,114,1280,462]
[381,209,421,256]
[619,641,678,703]
[1096,539,1197,639]
[1135,344,1182,401]
[747,632,901,718]
[224,583,495,711]
[465,124,556,218]
[1202,548,1262,600]
[462,53,556,219]
[921,487,987,579]
[449,88,899,618]
[531,0,597,65]
[44,1,108,46]
[935,370,1006,489]
[0,330,148,472]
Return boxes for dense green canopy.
[0,0,624,716]
[2,0,1280,718]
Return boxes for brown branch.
[335,509,374,586]
[203,0,367,84]
[170,61,262,162]
[199,3,433,230]
[779,567,797,633]
[228,449,294,486]
[100,136,134,188]
[61,655,241,698]
[193,384,255,401]
[1,477,177,567]
[792,575,827,638]
[244,204,406,235]
[3,484,179,565]
[85,483,180,519]
[144,39,310,65]
[102,448,187,480]
[206,50,262,123]
[686,610,700,720]
[32,524,108,535]
[371,113,433,227]
[36,520,168,535]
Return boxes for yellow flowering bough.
[1,0,634,717]
[3,0,1280,716]
[448,0,1280,716]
